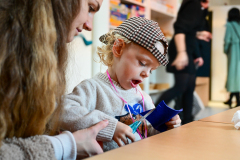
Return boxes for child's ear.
[112,39,125,58]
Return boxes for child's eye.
[150,70,152,74]
[139,61,145,66]
[89,5,95,12]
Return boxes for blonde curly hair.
[97,30,132,66]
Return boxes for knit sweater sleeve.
[0,136,56,160]
[60,79,118,142]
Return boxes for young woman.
[155,0,212,124]
[0,0,106,159]
[223,8,240,108]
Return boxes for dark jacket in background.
[167,0,206,74]
[196,8,211,77]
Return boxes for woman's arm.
[1,121,108,160]
[0,136,56,160]
[174,33,186,53]
[44,131,76,160]
[47,121,108,159]
[171,33,189,70]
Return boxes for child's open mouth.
[131,80,142,88]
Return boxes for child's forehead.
[125,42,161,67]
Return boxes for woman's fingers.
[174,62,186,70]
[73,120,109,159]
[171,54,189,70]
[198,58,204,66]
[176,65,184,70]
[88,120,109,137]
[194,58,204,67]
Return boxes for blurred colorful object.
[75,34,92,46]
[110,0,145,27]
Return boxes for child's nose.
[141,70,150,78]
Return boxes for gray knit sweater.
[0,136,56,160]
[60,73,159,151]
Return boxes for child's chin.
[121,84,133,90]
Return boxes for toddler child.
[60,17,181,151]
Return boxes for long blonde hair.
[0,0,81,142]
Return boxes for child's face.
[111,42,160,90]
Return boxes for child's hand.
[165,114,181,130]
[113,122,135,147]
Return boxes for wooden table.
[199,107,240,124]
[87,121,240,160]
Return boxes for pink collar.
[106,70,147,138]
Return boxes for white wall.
[65,30,92,94]
[92,0,109,76]
[229,0,240,5]
[209,0,240,6]
[210,0,230,6]
[65,0,109,94]
[210,5,240,101]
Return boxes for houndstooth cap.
[99,17,169,66]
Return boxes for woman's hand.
[72,120,109,159]
[171,51,189,70]
[113,122,135,147]
[165,114,181,130]
[196,31,212,42]
[194,57,204,67]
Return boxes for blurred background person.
[223,8,240,109]
[155,0,212,124]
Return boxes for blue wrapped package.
[140,100,183,132]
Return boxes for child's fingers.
[171,115,180,121]
[167,126,175,130]
[165,115,182,126]
[172,115,182,125]
[165,120,176,126]
[120,135,129,145]
[125,132,135,142]
[113,137,124,147]
[171,59,177,66]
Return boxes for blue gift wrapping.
[140,100,183,132]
